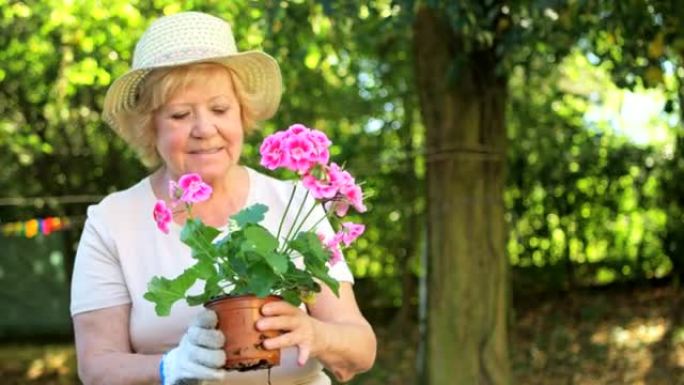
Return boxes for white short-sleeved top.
[70,167,353,385]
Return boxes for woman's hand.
[256,283,376,382]
[162,309,227,385]
[256,301,326,366]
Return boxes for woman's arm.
[73,304,162,385]
[74,305,227,385]
[257,282,377,382]
[308,282,377,381]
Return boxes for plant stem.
[291,201,320,238]
[305,214,331,234]
[281,189,310,252]
[281,199,319,255]
[277,183,297,242]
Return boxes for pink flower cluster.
[303,163,366,216]
[260,124,366,217]
[260,123,331,174]
[260,123,368,266]
[153,173,213,234]
[170,173,213,203]
[318,222,365,266]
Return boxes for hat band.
[139,46,232,69]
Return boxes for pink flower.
[302,173,338,199]
[283,131,317,174]
[260,124,332,174]
[316,232,326,244]
[300,162,366,216]
[322,163,367,216]
[259,131,289,170]
[340,183,367,213]
[302,162,361,203]
[178,173,212,204]
[326,163,351,189]
[287,123,308,135]
[318,232,344,266]
[326,186,366,217]
[341,222,365,246]
[308,130,331,165]
[153,200,173,234]
[328,245,343,266]
[329,200,350,217]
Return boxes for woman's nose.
[190,110,217,138]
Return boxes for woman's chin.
[193,167,228,183]
[180,162,231,183]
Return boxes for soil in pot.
[205,294,282,371]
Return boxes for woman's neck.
[151,165,250,228]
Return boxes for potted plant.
[144,123,367,371]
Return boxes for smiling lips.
[189,147,223,155]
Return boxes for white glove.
[161,309,227,385]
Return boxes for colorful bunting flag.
[1,217,72,238]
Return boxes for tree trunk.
[414,7,510,385]
[391,88,422,331]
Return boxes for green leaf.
[186,275,222,306]
[143,266,201,316]
[310,264,340,297]
[185,293,208,306]
[215,229,241,259]
[265,251,289,274]
[231,203,268,228]
[281,290,302,306]
[288,232,340,297]
[282,266,316,287]
[190,258,216,280]
[229,253,249,278]
[241,225,279,255]
[181,218,220,261]
[289,231,330,267]
[245,261,278,297]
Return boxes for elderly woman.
[70,11,376,385]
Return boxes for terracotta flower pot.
[204,294,282,371]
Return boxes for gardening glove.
[161,309,227,385]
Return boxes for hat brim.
[102,50,282,130]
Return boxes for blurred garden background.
[2,0,684,384]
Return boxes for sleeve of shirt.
[70,204,131,316]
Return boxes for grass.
[2,286,684,384]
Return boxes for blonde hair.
[111,62,259,168]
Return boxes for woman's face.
[153,69,244,184]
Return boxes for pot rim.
[203,293,283,307]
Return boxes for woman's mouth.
[189,147,223,155]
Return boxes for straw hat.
[102,11,282,130]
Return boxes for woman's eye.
[171,112,189,120]
[212,107,228,114]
